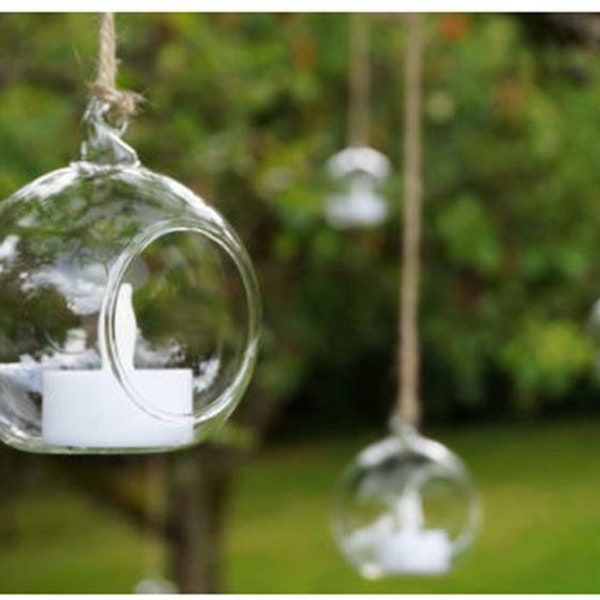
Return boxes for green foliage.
[436,193,502,275]
[422,14,600,415]
[1,14,600,424]
[501,318,592,411]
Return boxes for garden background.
[0,12,599,593]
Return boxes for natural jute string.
[90,13,140,117]
[348,14,371,147]
[396,13,424,427]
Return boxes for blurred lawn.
[0,418,599,593]
[228,418,600,593]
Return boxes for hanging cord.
[348,14,371,147]
[90,13,140,117]
[396,13,424,428]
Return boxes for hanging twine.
[396,13,424,428]
[90,13,140,117]
[348,14,371,147]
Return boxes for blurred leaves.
[501,318,592,411]
[437,193,502,275]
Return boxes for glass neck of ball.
[389,413,419,445]
[80,98,139,168]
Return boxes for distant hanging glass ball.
[331,420,480,579]
[324,146,390,229]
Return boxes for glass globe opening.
[106,222,259,427]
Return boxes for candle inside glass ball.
[324,146,390,229]
[41,284,194,448]
[0,98,260,453]
[331,425,480,579]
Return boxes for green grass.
[226,418,600,593]
[0,490,151,592]
[0,418,599,592]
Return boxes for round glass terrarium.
[324,146,390,229]
[331,419,480,579]
[0,99,261,454]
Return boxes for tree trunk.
[167,447,236,593]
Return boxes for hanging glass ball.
[0,98,261,454]
[324,146,390,229]
[331,419,480,579]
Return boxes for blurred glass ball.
[331,421,480,579]
[324,146,390,229]
[134,577,177,594]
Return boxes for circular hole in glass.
[109,226,253,423]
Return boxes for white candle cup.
[376,528,451,575]
[41,283,194,449]
[42,368,193,448]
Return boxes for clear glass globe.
[324,146,390,229]
[331,420,480,579]
[0,99,261,454]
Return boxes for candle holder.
[0,98,261,454]
[324,146,390,229]
[331,418,480,579]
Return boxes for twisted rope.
[89,13,140,117]
[397,13,424,427]
[348,14,371,147]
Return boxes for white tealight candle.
[376,527,451,575]
[376,490,452,575]
[41,284,194,449]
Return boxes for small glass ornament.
[324,146,390,229]
[589,298,600,363]
[331,418,480,579]
[0,98,260,454]
[134,577,177,594]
